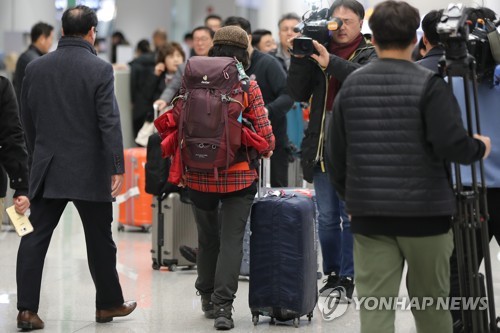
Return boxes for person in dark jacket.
[326,1,491,332]
[3,21,52,207]
[129,39,156,136]
[224,16,294,187]
[153,26,214,110]
[0,76,30,223]
[251,29,277,54]
[288,0,376,298]
[13,22,54,106]
[416,9,445,73]
[16,6,136,330]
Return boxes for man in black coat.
[3,22,53,208]
[0,76,30,220]
[224,16,294,187]
[13,22,54,106]
[16,6,136,330]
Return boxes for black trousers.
[270,145,289,188]
[188,182,256,305]
[450,188,500,322]
[16,196,124,312]
[0,166,7,197]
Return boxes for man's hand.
[111,174,124,197]
[153,99,167,112]
[474,134,491,159]
[14,196,30,214]
[310,40,330,69]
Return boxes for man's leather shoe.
[95,301,137,323]
[17,311,45,330]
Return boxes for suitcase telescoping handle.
[258,158,271,198]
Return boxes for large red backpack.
[174,56,249,176]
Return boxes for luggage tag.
[6,205,34,237]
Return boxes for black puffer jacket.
[287,36,376,182]
[328,59,485,217]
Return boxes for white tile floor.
[1,203,500,333]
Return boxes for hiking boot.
[200,293,215,319]
[214,303,234,330]
[179,245,198,264]
[319,273,340,294]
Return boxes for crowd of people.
[1,0,499,332]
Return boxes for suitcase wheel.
[152,261,161,270]
[270,317,275,325]
[117,224,125,232]
[293,317,300,328]
[168,264,177,272]
[307,312,313,321]
[252,315,259,326]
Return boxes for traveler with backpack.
[154,25,274,330]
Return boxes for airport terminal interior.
[1,0,500,332]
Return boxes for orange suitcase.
[118,148,153,231]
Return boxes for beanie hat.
[213,26,249,49]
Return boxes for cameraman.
[287,0,376,298]
[448,7,500,330]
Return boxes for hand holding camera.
[310,40,331,69]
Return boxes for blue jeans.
[314,167,354,277]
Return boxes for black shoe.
[319,273,340,294]
[214,303,234,330]
[338,276,355,300]
[320,276,355,303]
[179,245,198,264]
[200,293,215,319]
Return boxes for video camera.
[438,3,500,82]
[293,6,343,56]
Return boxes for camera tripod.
[442,54,499,333]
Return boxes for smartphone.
[6,205,34,237]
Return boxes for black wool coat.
[21,36,124,202]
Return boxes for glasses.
[193,36,210,43]
[335,18,359,26]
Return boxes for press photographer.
[287,0,376,298]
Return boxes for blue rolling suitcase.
[249,192,318,327]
